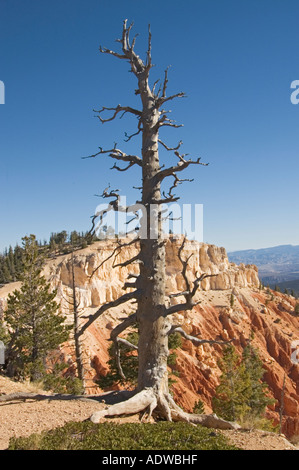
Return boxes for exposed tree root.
[0,392,98,404]
[90,389,240,430]
[165,394,240,430]
[90,389,156,423]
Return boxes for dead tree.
[62,251,86,391]
[279,373,286,434]
[81,20,239,430]
[70,252,85,389]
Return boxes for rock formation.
[0,237,298,437]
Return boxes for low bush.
[8,421,239,451]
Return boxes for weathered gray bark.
[70,252,85,390]
[83,20,239,430]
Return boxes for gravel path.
[0,375,105,450]
[0,398,104,449]
[220,429,297,451]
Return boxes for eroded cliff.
[0,237,298,437]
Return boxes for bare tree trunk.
[82,20,239,430]
[135,80,170,413]
[70,252,85,391]
[279,373,286,434]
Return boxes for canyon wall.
[0,237,298,437]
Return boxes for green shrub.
[8,422,239,451]
[193,399,205,414]
[212,342,275,425]
[98,331,182,390]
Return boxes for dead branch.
[82,145,142,169]
[157,173,194,205]
[110,313,137,342]
[157,114,184,129]
[90,389,156,423]
[168,325,235,347]
[113,254,140,268]
[115,336,138,350]
[165,394,240,430]
[0,393,49,403]
[152,65,186,108]
[79,290,140,335]
[108,313,138,379]
[110,161,135,172]
[89,238,139,280]
[164,237,218,316]
[164,300,201,316]
[158,139,183,151]
[124,119,143,142]
[93,104,142,123]
[0,393,99,404]
[99,19,152,79]
[156,151,207,182]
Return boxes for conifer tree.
[212,344,246,421]
[5,235,70,381]
[98,328,181,390]
[213,341,275,425]
[240,339,274,419]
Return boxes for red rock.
[0,238,298,437]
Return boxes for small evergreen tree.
[212,344,246,421]
[213,341,275,427]
[240,339,275,419]
[4,235,70,381]
[193,399,205,414]
[98,329,139,389]
[98,329,181,390]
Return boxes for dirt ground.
[0,376,297,451]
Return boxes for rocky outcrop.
[0,238,298,437]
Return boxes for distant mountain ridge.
[228,244,299,285]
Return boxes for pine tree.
[5,234,70,381]
[193,399,205,414]
[7,247,16,281]
[212,344,247,421]
[98,329,181,390]
[97,328,139,389]
[212,341,275,426]
[240,340,274,419]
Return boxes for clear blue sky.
[0,0,298,252]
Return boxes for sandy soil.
[220,428,296,451]
[0,376,105,450]
[0,376,297,451]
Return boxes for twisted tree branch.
[94,104,142,123]
[168,325,235,347]
[164,237,218,316]
[82,145,142,168]
[79,290,140,335]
